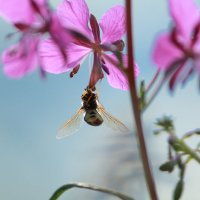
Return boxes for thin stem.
[50,182,135,200]
[142,76,166,113]
[143,59,187,112]
[184,155,192,165]
[169,130,200,164]
[145,69,161,93]
[125,1,159,200]
[176,137,200,164]
[182,129,200,140]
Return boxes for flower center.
[91,43,102,54]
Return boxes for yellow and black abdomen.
[84,109,103,126]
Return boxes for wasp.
[57,88,129,138]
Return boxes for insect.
[57,88,129,139]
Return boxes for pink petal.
[33,0,47,5]
[193,37,200,72]
[0,0,48,25]
[0,0,35,24]
[39,39,91,74]
[152,33,184,70]
[2,36,39,78]
[194,58,200,74]
[103,54,139,91]
[57,0,92,39]
[30,0,49,19]
[100,5,126,44]
[49,13,71,47]
[47,13,72,63]
[193,38,200,72]
[169,0,200,42]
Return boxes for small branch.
[184,156,192,165]
[182,129,200,140]
[125,1,159,200]
[169,129,200,164]
[145,69,161,93]
[175,137,200,164]
[143,59,187,112]
[142,76,166,113]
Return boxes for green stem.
[184,156,192,165]
[182,129,200,140]
[49,182,135,200]
[176,138,200,164]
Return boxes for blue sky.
[0,0,200,200]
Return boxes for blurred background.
[0,0,200,200]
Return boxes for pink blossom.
[2,36,39,78]
[0,0,69,78]
[152,0,200,89]
[0,0,44,27]
[40,0,139,90]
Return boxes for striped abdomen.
[84,109,103,126]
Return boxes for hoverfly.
[57,88,129,139]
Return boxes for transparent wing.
[97,104,129,133]
[57,108,84,139]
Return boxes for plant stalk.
[175,137,200,164]
[145,69,161,93]
[50,182,135,200]
[125,0,159,199]
[142,77,166,113]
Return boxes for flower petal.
[2,36,39,78]
[49,14,71,43]
[100,5,126,44]
[0,0,48,26]
[30,0,49,19]
[103,54,139,90]
[169,0,200,41]
[57,0,92,39]
[193,34,200,73]
[39,39,91,74]
[193,53,200,73]
[0,0,35,24]
[152,33,184,70]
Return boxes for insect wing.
[97,105,129,132]
[57,108,84,139]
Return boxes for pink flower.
[40,0,139,90]
[2,36,39,78]
[152,0,200,90]
[0,0,69,78]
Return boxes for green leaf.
[139,80,146,109]
[49,182,135,200]
[173,180,184,200]
[159,160,175,173]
